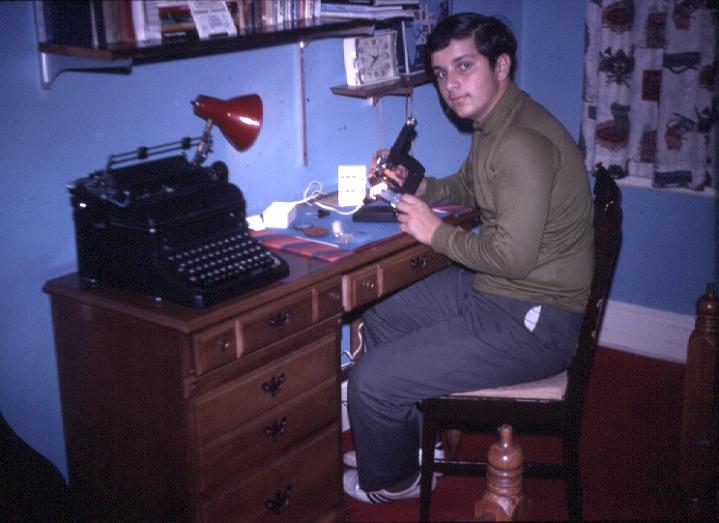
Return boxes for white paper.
[189,1,237,39]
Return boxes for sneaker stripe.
[367,492,390,504]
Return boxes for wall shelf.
[330,72,433,104]
[37,7,427,104]
[37,16,383,88]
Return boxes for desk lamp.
[191,93,263,166]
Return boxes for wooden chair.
[417,165,623,522]
[679,283,718,520]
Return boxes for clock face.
[355,32,399,85]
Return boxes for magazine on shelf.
[392,0,450,75]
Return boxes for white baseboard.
[599,300,693,363]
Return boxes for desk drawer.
[314,279,343,321]
[238,291,314,355]
[198,426,341,523]
[192,332,337,446]
[197,379,338,496]
[379,244,450,297]
[192,282,342,376]
[193,321,238,375]
[342,264,379,311]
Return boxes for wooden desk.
[43,211,478,522]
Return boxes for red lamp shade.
[192,94,263,151]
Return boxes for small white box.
[338,165,367,207]
[262,201,297,229]
[246,214,265,231]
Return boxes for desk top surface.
[44,209,479,333]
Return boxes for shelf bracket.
[38,51,132,89]
[298,40,308,166]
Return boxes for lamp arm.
[192,118,215,166]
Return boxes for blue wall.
[0,1,714,478]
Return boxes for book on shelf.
[158,2,198,41]
[106,1,136,45]
[37,0,136,48]
[146,1,241,42]
[35,0,166,46]
[131,1,151,42]
[138,1,193,42]
[320,3,415,20]
[38,1,94,47]
[89,1,106,47]
[87,1,137,46]
[392,0,450,74]
[235,0,320,31]
[322,1,419,6]
[36,0,331,49]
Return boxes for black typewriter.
[68,144,288,308]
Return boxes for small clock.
[343,31,400,86]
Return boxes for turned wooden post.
[679,283,718,520]
[474,425,530,521]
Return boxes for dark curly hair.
[425,12,517,79]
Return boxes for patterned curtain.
[581,0,717,190]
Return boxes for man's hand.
[395,194,441,245]
[368,149,427,197]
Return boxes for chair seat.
[451,371,567,400]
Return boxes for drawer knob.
[264,485,292,515]
[362,280,375,290]
[328,290,341,301]
[409,255,428,269]
[261,373,286,397]
[215,338,232,352]
[267,311,291,328]
[263,417,288,441]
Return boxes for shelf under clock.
[330,72,433,104]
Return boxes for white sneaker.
[343,469,436,504]
[342,443,445,469]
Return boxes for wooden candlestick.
[474,424,530,521]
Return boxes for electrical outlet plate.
[338,165,367,207]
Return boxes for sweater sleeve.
[422,156,477,208]
[431,127,557,278]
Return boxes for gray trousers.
[347,266,582,491]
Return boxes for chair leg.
[562,430,582,521]
[420,419,439,523]
[444,429,462,459]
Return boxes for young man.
[343,12,595,504]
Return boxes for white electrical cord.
[340,321,365,363]
[296,180,364,216]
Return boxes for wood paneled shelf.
[330,71,433,104]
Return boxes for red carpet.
[344,347,686,521]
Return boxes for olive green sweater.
[424,83,594,313]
